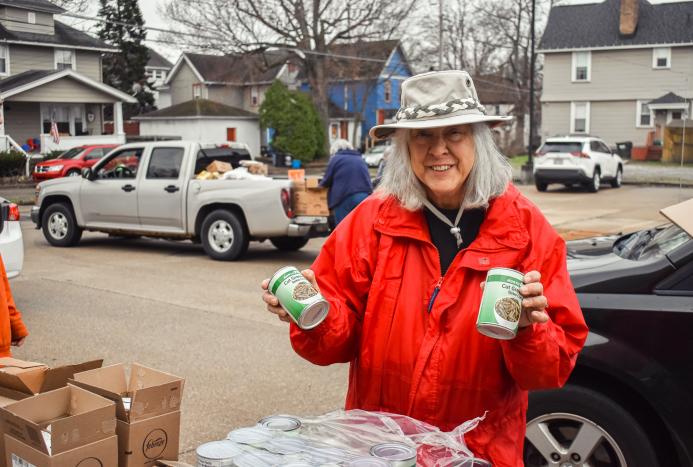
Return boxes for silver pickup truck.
[31,141,329,260]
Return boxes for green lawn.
[508,155,528,167]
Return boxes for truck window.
[98,148,144,179]
[147,148,185,179]
[195,148,251,174]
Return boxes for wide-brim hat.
[369,70,513,140]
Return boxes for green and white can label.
[476,268,524,340]
[269,266,329,330]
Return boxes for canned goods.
[268,266,330,330]
[265,437,307,454]
[476,267,524,340]
[226,427,274,445]
[369,442,416,467]
[258,415,302,432]
[346,457,391,467]
[196,440,242,467]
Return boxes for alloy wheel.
[48,212,69,240]
[593,172,600,191]
[208,219,234,253]
[525,413,627,467]
[616,170,622,186]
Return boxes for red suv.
[33,144,118,181]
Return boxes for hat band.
[396,98,486,122]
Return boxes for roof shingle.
[0,69,59,93]
[0,0,64,14]
[185,51,291,84]
[136,99,259,119]
[147,48,174,69]
[0,20,115,50]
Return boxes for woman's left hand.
[518,270,550,328]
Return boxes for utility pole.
[522,0,537,183]
[438,0,444,70]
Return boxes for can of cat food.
[370,442,417,467]
[476,267,524,340]
[258,415,302,432]
[196,440,242,467]
[268,266,329,330]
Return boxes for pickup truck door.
[137,146,186,233]
[80,147,144,228]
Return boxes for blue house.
[302,40,413,149]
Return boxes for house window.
[572,51,591,82]
[192,83,202,99]
[672,111,682,120]
[652,47,671,69]
[41,104,86,136]
[571,102,590,133]
[330,123,338,139]
[636,100,653,127]
[251,86,259,107]
[28,12,36,24]
[55,49,75,71]
[0,45,8,76]
[384,80,392,103]
[226,128,236,142]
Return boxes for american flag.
[50,120,60,144]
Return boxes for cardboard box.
[288,169,305,181]
[661,198,693,237]
[292,182,329,216]
[0,385,117,467]
[239,160,269,176]
[0,358,102,466]
[72,364,184,467]
[205,160,232,174]
[305,176,321,189]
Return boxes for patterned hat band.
[395,98,486,122]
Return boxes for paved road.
[6,184,693,462]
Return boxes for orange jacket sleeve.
[0,256,28,342]
[290,209,377,366]
[500,221,588,391]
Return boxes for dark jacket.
[320,149,373,208]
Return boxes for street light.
[522,0,537,183]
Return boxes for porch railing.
[0,135,31,177]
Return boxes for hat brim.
[369,114,514,140]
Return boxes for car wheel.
[41,203,83,247]
[535,180,548,192]
[525,385,659,467]
[201,209,248,261]
[610,166,623,188]
[586,169,600,193]
[66,169,81,177]
[270,236,309,251]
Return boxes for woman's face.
[407,124,475,209]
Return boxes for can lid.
[298,301,329,329]
[258,415,302,431]
[370,442,417,461]
[346,457,391,467]
[269,266,300,291]
[196,440,243,459]
[226,427,274,445]
[476,323,517,340]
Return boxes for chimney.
[619,0,639,37]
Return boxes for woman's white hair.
[330,139,353,155]
[375,123,512,210]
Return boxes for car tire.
[201,209,248,261]
[41,202,83,247]
[535,180,548,192]
[66,169,81,177]
[610,166,623,188]
[525,385,659,467]
[586,169,600,193]
[270,236,309,251]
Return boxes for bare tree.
[161,0,418,148]
[52,0,93,12]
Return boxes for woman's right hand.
[261,269,321,324]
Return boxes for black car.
[524,223,693,467]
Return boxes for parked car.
[31,141,330,261]
[524,216,693,467]
[0,198,23,279]
[33,144,118,181]
[363,144,389,168]
[533,136,624,193]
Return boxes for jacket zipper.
[427,277,444,313]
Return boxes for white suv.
[533,136,623,193]
[0,198,23,279]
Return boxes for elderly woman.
[262,71,587,466]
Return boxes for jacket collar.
[374,184,529,251]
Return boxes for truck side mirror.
[81,167,93,180]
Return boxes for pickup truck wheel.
[270,236,309,251]
[41,203,82,247]
[201,209,248,261]
[66,169,81,177]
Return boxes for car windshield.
[537,142,583,155]
[368,146,387,154]
[613,224,691,261]
[56,147,85,160]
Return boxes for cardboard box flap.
[0,407,49,454]
[40,359,103,393]
[128,364,184,422]
[71,364,129,421]
[0,358,48,395]
[660,198,693,237]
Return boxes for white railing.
[0,135,31,176]
[40,134,127,153]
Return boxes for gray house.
[0,0,136,154]
[145,47,173,109]
[539,0,693,148]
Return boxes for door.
[80,147,145,228]
[137,147,186,232]
[597,140,618,176]
[227,128,237,142]
[590,140,612,177]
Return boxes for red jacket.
[0,256,28,358]
[290,184,588,466]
